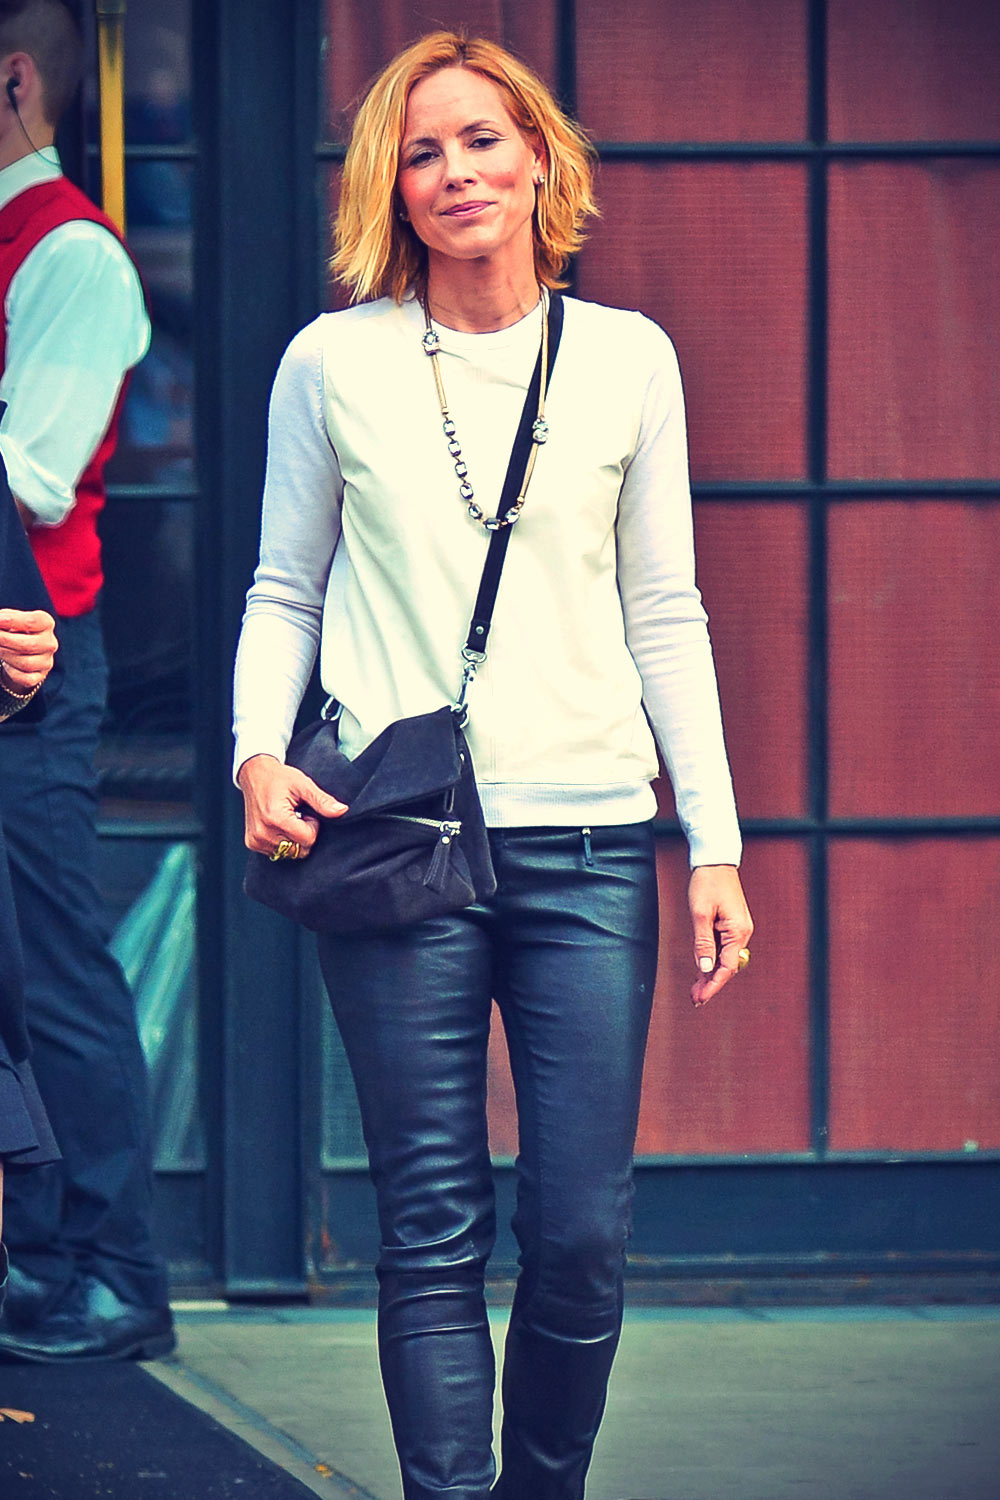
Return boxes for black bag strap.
[456,291,564,717]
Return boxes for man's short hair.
[0,0,83,127]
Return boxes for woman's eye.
[406,149,435,167]
[471,135,499,149]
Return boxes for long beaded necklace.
[421,290,550,532]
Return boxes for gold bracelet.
[0,663,42,703]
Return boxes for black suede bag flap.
[243,707,496,933]
[285,706,462,817]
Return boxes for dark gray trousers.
[0,608,166,1311]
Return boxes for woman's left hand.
[0,608,58,693]
[688,864,754,1008]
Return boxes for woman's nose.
[442,149,475,185]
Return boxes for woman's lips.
[441,201,492,217]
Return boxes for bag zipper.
[366,815,463,892]
[374,815,462,836]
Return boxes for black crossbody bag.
[244,293,564,934]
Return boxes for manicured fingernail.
[698,956,714,973]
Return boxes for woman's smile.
[440,200,493,217]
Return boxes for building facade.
[63,0,1000,1295]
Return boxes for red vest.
[0,177,139,616]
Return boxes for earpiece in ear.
[6,76,18,112]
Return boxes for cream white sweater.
[233,294,742,867]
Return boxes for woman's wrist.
[236,752,282,791]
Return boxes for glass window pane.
[480,838,812,1160]
[319,163,344,311]
[637,837,811,1156]
[123,2,193,145]
[828,500,1000,820]
[655,501,810,823]
[829,838,1000,1153]
[108,174,196,487]
[321,1001,366,1168]
[99,838,203,1170]
[828,162,1000,481]
[578,0,807,142]
[97,498,194,817]
[78,3,195,487]
[320,0,559,143]
[828,0,1000,142]
[694,500,810,820]
[81,0,193,147]
[576,163,808,481]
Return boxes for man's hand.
[0,608,57,692]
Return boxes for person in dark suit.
[0,0,172,1364]
[0,445,59,1301]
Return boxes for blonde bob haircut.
[332,31,598,304]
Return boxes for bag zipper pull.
[424,822,461,892]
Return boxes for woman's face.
[397,67,543,279]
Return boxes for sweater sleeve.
[232,320,344,780]
[615,319,742,868]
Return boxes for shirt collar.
[0,147,62,214]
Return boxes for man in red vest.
[0,0,173,1362]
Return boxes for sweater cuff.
[233,738,289,789]
[687,827,743,870]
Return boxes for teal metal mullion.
[96,818,203,839]
[692,480,1000,499]
[589,140,1000,160]
[654,816,1000,838]
[558,0,579,296]
[806,0,831,1159]
[556,0,577,117]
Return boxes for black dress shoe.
[0,1274,175,1363]
[0,1258,70,1329]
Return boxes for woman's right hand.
[237,753,348,857]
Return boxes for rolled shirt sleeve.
[0,219,150,525]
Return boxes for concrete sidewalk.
[149,1303,1000,1500]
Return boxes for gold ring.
[737,947,751,973]
[269,838,302,862]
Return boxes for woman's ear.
[532,141,547,187]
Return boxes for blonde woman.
[235,32,752,1500]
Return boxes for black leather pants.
[317,823,659,1500]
